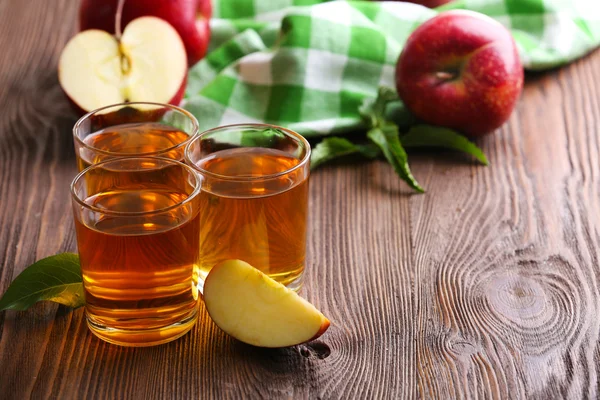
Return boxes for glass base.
[86,308,198,347]
[284,274,304,292]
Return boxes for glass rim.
[72,102,200,158]
[184,123,311,182]
[70,156,202,217]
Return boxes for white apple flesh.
[203,260,331,348]
[58,16,187,113]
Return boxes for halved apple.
[203,260,330,348]
[58,16,187,113]
[79,0,212,66]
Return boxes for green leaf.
[0,253,84,311]
[311,137,380,169]
[386,100,418,130]
[359,87,399,127]
[401,125,489,165]
[367,123,425,193]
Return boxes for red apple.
[396,10,523,136]
[58,16,188,113]
[79,0,211,66]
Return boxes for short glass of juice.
[185,124,311,291]
[71,157,202,346]
[73,102,198,171]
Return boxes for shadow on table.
[45,301,331,395]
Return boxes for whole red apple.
[79,0,211,66]
[396,10,523,136]
[399,0,454,8]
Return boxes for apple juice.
[195,147,309,291]
[73,182,201,346]
[76,122,190,171]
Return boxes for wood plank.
[0,0,599,398]
[0,1,81,397]
[410,56,600,398]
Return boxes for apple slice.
[58,16,187,113]
[203,260,330,348]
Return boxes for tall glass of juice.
[71,157,202,346]
[185,124,311,292]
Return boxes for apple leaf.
[0,253,84,311]
[401,125,489,165]
[359,87,424,192]
[367,123,425,193]
[311,137,380,169]
[316,86,489,193]
[359,87,398,126]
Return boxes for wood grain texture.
[1,1,600,398]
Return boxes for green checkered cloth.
[184,0,600,137]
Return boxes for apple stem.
[436,71,457,82]
[115,0,126,40]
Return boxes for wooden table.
[2,1,600,398]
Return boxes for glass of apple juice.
[185,124,311,292]
[72,102,199,171]
[71,156,202,346]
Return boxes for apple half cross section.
[59,16,187,113]
[79,0,212,67]
[203,260,331,348]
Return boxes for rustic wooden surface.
[1,1,600,399]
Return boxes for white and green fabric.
[184,0,600,136]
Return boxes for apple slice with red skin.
[203,260,330,348]
[79,0,211,66]
[58,16,187,114]
[396,10,524,136]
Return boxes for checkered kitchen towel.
[184,0,600,137]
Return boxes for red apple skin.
[169,75,188,107]
[311,319,330,341]
[396,10,524,136]
[79,0,211,66]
